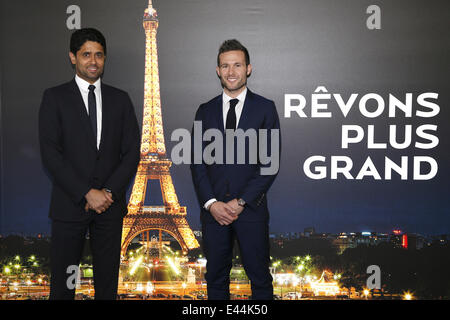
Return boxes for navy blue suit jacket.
[39,79,141,222]
[191,89,280,224]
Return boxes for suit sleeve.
[190,105,216,207]
[104,93,141,196]
[38,89,91,204]
[240,101,281,208]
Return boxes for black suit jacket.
[39,79,140,222]
[191,89,281,223]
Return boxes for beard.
[219,76,247,94]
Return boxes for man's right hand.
[209,201,237,226]
[85,189,114,214]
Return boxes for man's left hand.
[227,199,244,217]
[84,189,113,214]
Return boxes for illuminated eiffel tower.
[121,0,199,257]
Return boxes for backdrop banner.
[0,0,449,300]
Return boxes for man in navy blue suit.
[191,39,280,300]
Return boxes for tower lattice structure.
[121,0,199,257]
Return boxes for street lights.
[147,281,155,295]
[293,279,298,300]
[13,282,18,299]
[272,261,281,284]
[363,289,370,300]
[281,280,289,299]
[26,280,32,296]
[403,291,414,300]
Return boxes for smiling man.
[39,28,140,300]
[191,39,281,300]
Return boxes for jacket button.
[225,193,230,197]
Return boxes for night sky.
[1,0,449,236]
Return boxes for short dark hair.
[217,39,250,66]
[70,28,107,56]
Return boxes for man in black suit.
[39,28,140,300]
[191,39,280,300]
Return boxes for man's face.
[216,50,252,97]
[69,41,105,84]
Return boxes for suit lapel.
[215,95,225,133]
[237,89,253,131]
[68,79,97,151]
[98,83,110,152]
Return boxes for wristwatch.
[237,198,246,207]
[104,188,114,200]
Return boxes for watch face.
[238,199,245,206]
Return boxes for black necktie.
[226,98,239,130]
[88,85,97,141]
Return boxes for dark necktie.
[226,98,239,130]
[88,85,97,142]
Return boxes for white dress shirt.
[75,75,102,149]
[222,87,247,129]
[204,88,248,210]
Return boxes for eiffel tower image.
[120,0,199,257]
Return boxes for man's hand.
[209,201,238,226]
[102,188,114,204]
[227,199,244,217]
[85,189,114,214]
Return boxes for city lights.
[129,256,144,275]
[272,261,281,268]
[310,271,340,296]
[146,281,154,294]
[166,257,180,275]
[0,247,442,300]
[364,289,370,298]
[403,291,414,300]
[1,229,447,300]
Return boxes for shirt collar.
[75,74,101,93]
[223,87,248,105]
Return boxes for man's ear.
[69,52,76,65]
[246,64,252,78]
[216,66,220,78]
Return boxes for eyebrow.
[82,51,104,55]
[221,62,243,66]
